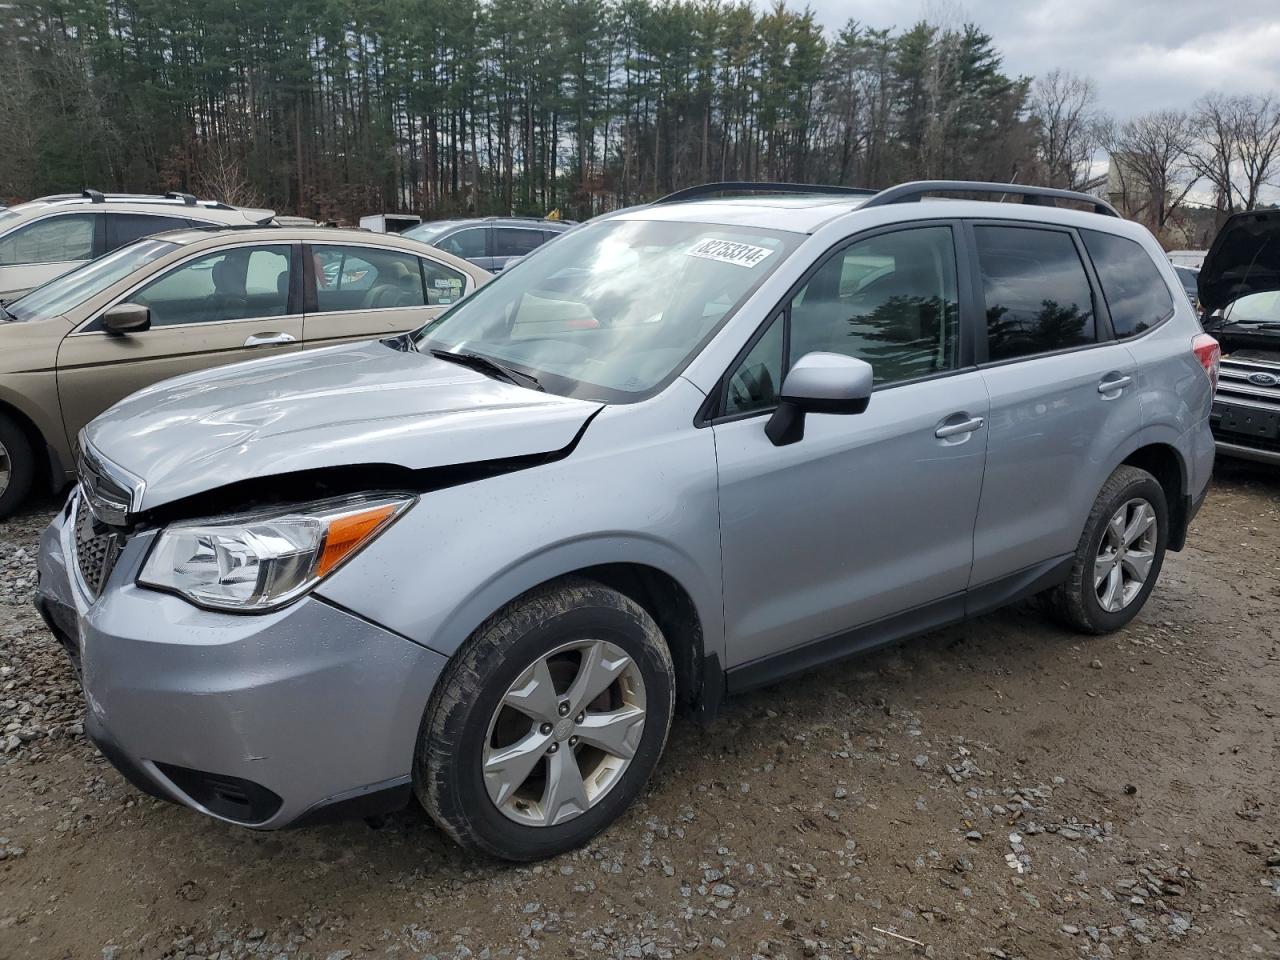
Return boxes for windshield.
[404,221,467,245]
[1224,291,1280,323]
[7,238,177,321]
[410,218,802,401]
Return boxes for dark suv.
[404,216,574,272]
[1198,209,1280,466]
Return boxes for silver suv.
[0,189,276,301]
[36,181,1217,861]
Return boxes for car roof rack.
[164,191,199,206]
[654,181,877,204]
[82,188,106,203]
[862,180,1119,217]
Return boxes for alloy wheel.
[1094,497,1157,613]
[482,638,647,827]
[0,437,9,499]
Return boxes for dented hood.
[83,340,602,511]
[1199,208,1280,314]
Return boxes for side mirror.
[765,352,873,447]
[102,303,151,335]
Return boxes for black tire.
[0,413,35,521]
[1044,465,1168,635]
[415,578,675,861]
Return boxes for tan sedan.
[0,226,489,517]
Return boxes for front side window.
[494,228,545,258]
[1081,229,1175,337]
[435,227,488,260]
[128,244,292,326]
[787,226,961,385]
[0,214,97,265]
[412,218,803,402]
[718,226,961,415]
[311,245,427,313]
[7,239,177,322]
[976,226,1097,361]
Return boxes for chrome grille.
[73,495,124,596]
[1217,356,1280,411]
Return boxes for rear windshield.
[7,238,177,322]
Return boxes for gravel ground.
[1,461,1277,960]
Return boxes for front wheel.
[0,414,35,521]
[1045,465,1168,634]
[415,579,675,860]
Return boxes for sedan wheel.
[483,639,647,826]
[1093,498,1158,613]
[0,414,35,520]
[0,437,10,500]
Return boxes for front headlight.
[138,494,414,612]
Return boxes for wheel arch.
[0,395,62,495]
[1116,439,1190,550]
[419,541,724,719]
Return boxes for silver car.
[36,181,1217,861]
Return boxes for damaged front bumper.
[34,493,447,828]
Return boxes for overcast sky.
[805,0,1280,118]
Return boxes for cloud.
[802,0,1280,118]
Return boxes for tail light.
[1192,333,1220,392]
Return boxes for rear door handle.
[1098,374,1133,394]
[244,332,297,347]
[935,416,985,439]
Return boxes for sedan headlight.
[138,495,414,612]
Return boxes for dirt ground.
[0,461,1277,960]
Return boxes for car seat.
[361,261,420,309]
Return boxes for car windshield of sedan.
[410,218,802,401]
[7,238,178,322]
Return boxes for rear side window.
[494,228,545,258]
[1082,230,1176,336]
[0,214,98,265]
[420,258,467,306]
[975,226,1096,362]
[311,245,427,313]
[105,213,193,252]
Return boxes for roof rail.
[654,181,877,204]
[82,188,106,204]
[862,180,1119,217]
[164,191,199,206]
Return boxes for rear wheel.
[1045,465,1168,634]
[416,579,675,860]
[0,414,35,521]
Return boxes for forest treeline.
[0,0,1053,220]
[2,0,1274,226]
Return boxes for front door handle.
[244,332,297,347]
[935,416,985,439]
[1098,374,1133,394]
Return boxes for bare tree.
[1029,69,1104,191]
[1102,110,1198,231]
[195,144,262,208]
[1234,94,1280,211]
[1188,92,1238,217]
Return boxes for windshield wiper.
[430,349,543,391]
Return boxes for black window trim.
[1078,227,1178,342]
[962,218,1118,370]
[701,218,979,426]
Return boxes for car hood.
[1198,208,1280,314]
[83,340,602,512]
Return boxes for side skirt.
[723,554,1073,698]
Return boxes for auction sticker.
[687,238,775,268]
